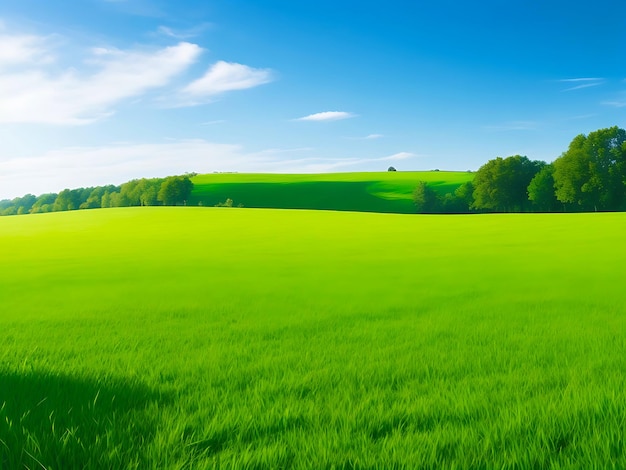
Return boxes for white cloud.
[602,100,626,108]
[157,23,212,39]
[564,82,603,91]
[0,140,241,198]
[483,121,538,131]
[558,77,604,92]
[365,134,384,139]
[0,39,202,124]
[600,91,626,108]
[158,26,182,38]
[182,61,273,97]
[0,33,54,66]
[559,77,602,82]
[295,111,356,122]
[382,152,415,161]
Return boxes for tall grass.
[1,208,624,468]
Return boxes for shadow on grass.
[190,181,416,213]
[0,369,169,469]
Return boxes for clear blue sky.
[1,0,625,198]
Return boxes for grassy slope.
[1,208,625,469]
[189,171,473,213]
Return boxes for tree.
[471,155,544,212]
[30,193,57,214]
[137,178,161,206]
[157,176,193,206]
[553,126,626,211]
[99,185,120,209]
[528,164,560,212]
[108,191,123,208]
[12,194,37,214]
[80,187,105,210]
[413,181,441,213]
[53,189,74,211]
[120,180,142,206]
[454,181,474,212]
[53,188,87,212]
[387,166,397,172]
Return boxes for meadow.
[1,207,625,469]
[188,171,473,212]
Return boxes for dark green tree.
[119,180,142,206]
[30,193,57,214]
[137,178,161,206]
[80,187,106,209]
[454,181,474,212]
[413,181,441,213]
[157,176,193,206]
[99,185,120,209]
[53,189,75,211]
[553,126,626,211]
[471,155,544,212]
[528,164,560,212]
[11,194,37,214]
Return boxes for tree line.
[3,125,625,217]
[414,126,626,213]
[0,174,194,216]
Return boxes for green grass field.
[189,171,473,213]
[1,207,625,469]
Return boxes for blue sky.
[1,0,625,198]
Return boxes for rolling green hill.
[189,171,473,212]
[1,207,625,468]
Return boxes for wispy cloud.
[564,113,597,120]
[559,78,603,82]
[602,100,626,108]
[0,140,243,198]
[0,33,55,66]
[276,152,418,173]
[0,24,275,122]
[382,152,415,161]
[0,34,202,124]
[483,121,538,131]
[157,23,212,40]
[600,90,626,107]
[558,77,604,92]
[181,61,274,100]
[295,111,356,122]
[346,133,384,140]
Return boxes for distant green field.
[1,208,625,469]
[189,171,473,212]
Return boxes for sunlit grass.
[1,208,625,468]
